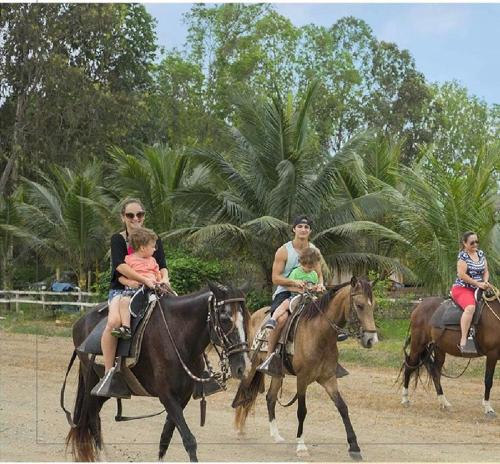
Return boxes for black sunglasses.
[125,211,145,219]
[468,240,479,245]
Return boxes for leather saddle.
[78,287,153,356]
[430,292,483,331]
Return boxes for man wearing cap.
[257,215,349,377]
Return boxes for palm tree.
[7,162,112,289]
[393,143,500,294]
[107,144,188,234]
[168,83,410,288]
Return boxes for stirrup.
[90,366,131,399]
[458,337,477,355]
[257,352,284,378]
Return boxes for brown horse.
[64,282,251,462]
[232,277,378,460]
[400,291,500,416]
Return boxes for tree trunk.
[0,92,27,197]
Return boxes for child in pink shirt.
[114,227,162,339]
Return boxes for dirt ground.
[1,331,499,462]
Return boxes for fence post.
[41,292,46,311]
[78,288,83,312]
[15,292,20,313]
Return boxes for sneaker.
[337,332,349,342]
[111,326,132,340]
[264,318,277,330]
[121,326,132,340]
[110,327,122,338]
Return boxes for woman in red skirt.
[450,231,491,352]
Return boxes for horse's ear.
[208,281,229,296]
[350,276,358,287]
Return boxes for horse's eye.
[356,304,364,311]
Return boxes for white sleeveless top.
[272,241,317,298]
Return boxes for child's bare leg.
[119,296,131,329]
[273,300,290,320]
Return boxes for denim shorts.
[107,288,137,304]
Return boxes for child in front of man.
[114,227,162,339]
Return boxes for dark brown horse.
[64,282,251,461]
[232,277,378,460]
[400,290,500,416]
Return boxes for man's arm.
[314,250,326,291]
[271,246,304,289]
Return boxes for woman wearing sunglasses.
[451,231,491,353]
[98,198,170,386]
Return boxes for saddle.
[80,287,161,398]
[430,293,483,331]
[252,295,305,359]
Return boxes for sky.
[145,3,500,105]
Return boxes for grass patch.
[0,304,83,337]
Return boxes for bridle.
[308,286,376,339]
[157,290,249,385]
[207,294,250,357]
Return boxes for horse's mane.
[301,277,373,321]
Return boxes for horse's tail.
[232,370,265,433]
[397,329,435,389]
[65,357,103,462]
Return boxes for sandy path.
[0,332,499,462]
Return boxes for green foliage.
[168,254,226,295]
[92,268,111,301]
[0,3,158,184]
[245,288,272,313]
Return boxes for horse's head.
[207,281,251,380]
[348,276,379,349]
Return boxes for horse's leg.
[319,376,362,461]
[161,394,198,462]
[295,377,309,458]
[402,333,428,407]
[159,392,192,460]
[266,376,285,443]
[430,347,452,410]
[158,415,176,460]
[483,353,498,417]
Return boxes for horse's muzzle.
[361,330,379,349]
[229,351,251,380]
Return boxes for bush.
[92,268,111,300]
[168,255,226,295]
[245,288,272,313]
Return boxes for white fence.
[0,290,100,312]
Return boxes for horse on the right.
[400,288,500,417]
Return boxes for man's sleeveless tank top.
[272,241,317,298]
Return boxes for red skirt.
[451,285,476,310]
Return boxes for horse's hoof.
[401,399,410,408]
[485,410,497,419]
[349,451,363,461]
[273,435,285,443]
[296,448,310,458]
